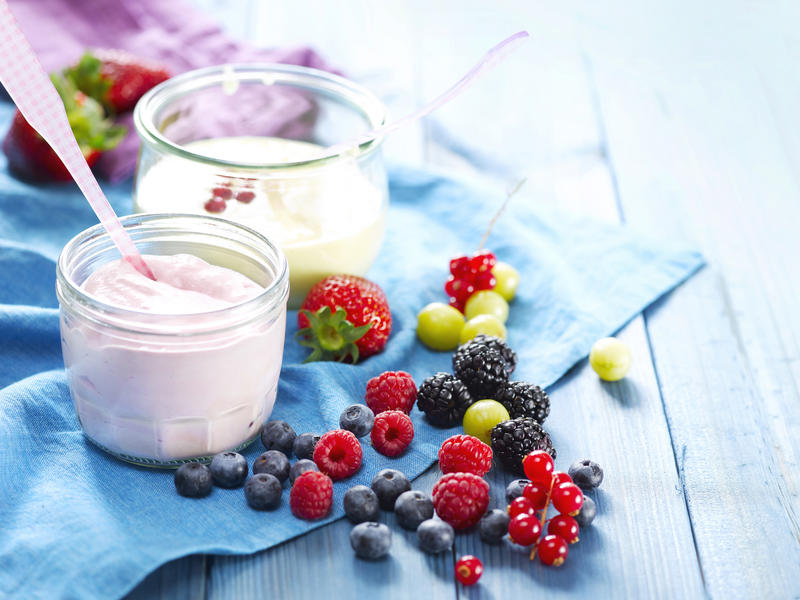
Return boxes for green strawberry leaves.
[62,52,113,112]
[296,306,372,363]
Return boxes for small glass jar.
[56,214,289,467]
[133,64,389,308]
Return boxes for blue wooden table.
[126,1,800,598]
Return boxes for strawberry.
[2,76,126,182]
[63,50,170,114]
[297,274,392,363]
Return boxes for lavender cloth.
[6,0,339,181]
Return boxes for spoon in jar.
[0,1,155,279]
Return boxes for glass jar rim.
[56,213,289,336]
[133,63,387,170]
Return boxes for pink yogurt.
[56,215,289,466]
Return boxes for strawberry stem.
[477,177,527,251]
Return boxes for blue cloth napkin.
[0,103,703,598]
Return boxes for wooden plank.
[123,556,206,600]
[580,0,800,595]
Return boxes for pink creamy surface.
[82,254,264,314]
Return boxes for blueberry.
[339,404,375,437]
[575,495,596,527]
[568,459,604,490]
[261,420,297,455]
[289,459,319,485]
[505,478,530,504]
[394,490,434,530]
[343,485,380,523]
[350,522,392,559]
[253,450,290,483]
[293,432,320,461]
[209,452,248,488]
[416,519,454,554]
[174,463,212,498]
[371,469,411,510]
[479,509,510,544]
[244,473,282,510]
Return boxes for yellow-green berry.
[492,262,520,301]
[460,314,507,344]
[416,302,465,351]
[464,290,509,323]
[589,337,631,381]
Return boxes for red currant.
[455,555,483,586]
[508,513,542,546]
[552,471,573,487]
[548,515,580,544]
[507,496,536,518]
[204,198,226,213]
[537,534,568,566]
[522,450,554,484]
[212,186,233,199]
[522,481,550,510]
[551,482,584,516]
[236,190,255,203]
[449,255,471,277]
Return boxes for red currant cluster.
[509,450,584,566]
[445,249,497,311]
[203,183,256,214]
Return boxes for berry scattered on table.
[479,509,510,544]
[522,481,550,510]
[432,472,490,530]
[508,513,542,546]
[203,197,227,214]
[490,417,556,475]
[416,372,475,427]
[508,496,537,519]
[464,290,509,323]
[568,459,604,490]
[350,522,392,560]
[297,274,392,362]
[462,399,510,444]
[460,314,508,344]
[253,450,290,483]
[290,471,333,520]
[454,555,484,586]
[452,342,510,398]
[437,434,493,476]
[371,410,414,457]
[548,515,580,544]
[505,478,530,504]
[261,420,297,455]
[522,450,555,484]
[236,190,255,203]
[417,519,455,554]
[416,302,465,351]
[174,463,213,498]
[537,534,568,567]
[211,186,233,200]
[446,249,497,312]
[244,473,282,510]
[293,432,320,461]
[551,482,584,516]
[394,490,435,530]
[313,429,363,480]
[371,469,411,510]
[289,459,319,485]
[456,334,517,374]
[552,471,573,487]
[496,381,550,423]
[343,485,380,524]
[589,337,631,381]
[574,495,597,528]
[491,261,520,301]
[209,452,248,488]
[365,371,417,414]
[339,404,375,437]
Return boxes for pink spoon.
[0,0,154,279]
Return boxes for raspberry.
[312,429,363,480]
[432,472,490,530]
[437,435,493,477]
[365,371,417,414]
[371,410,414,457]
[289,471,333,520]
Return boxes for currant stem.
[530,473,555,561]
[477,177,527,251]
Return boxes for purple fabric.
[7,0,338,181]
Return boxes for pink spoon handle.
[0,0,154,279]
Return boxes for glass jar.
[132,64,389,308]
[56,214,289,467]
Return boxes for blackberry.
[452,344,509,398]
[495,381,550,423]
[456,334,517,375]
[490,417,556,474]
[416,373,475,427]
